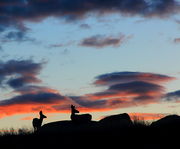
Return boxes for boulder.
[99,113,133,128]
[151,114,180,128]
[39,120,98,134]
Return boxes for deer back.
[71,113,92,123]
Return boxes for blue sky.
[1,0,180,129]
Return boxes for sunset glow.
[0,0,180,129]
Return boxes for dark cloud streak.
[79,24,91,29]
[7,76,41,88]
[94,71,175,86]
[109,81,164,94]
[0,0,179,33]
[0,92,66,106]
[165,90,180,101]
[80,34,128,48]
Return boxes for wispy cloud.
[79,24,91,29]
[49,41,75,48]
[80,34,130,48]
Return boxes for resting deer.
[32,111,47,131]
[70,105,92,123]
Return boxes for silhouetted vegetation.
[0,114,180,149]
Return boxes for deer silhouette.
[32,111,47,131]
[70,105,92,123]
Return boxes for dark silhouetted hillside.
[0,114,180,149]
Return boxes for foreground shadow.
[1,107,180,149]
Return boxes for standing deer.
[32,111,47,131]
[70,105,92,123]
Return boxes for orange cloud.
[0,64,176,119]
[0,102,70,118]
[77,81,165,110]
[21,116,34,120]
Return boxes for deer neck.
[39,117,44,124]
[71,110,77,120]
[71,111,75,116]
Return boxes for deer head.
[39,111,47,119]
[71,105,79,114]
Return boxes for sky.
[1,0,180,129]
